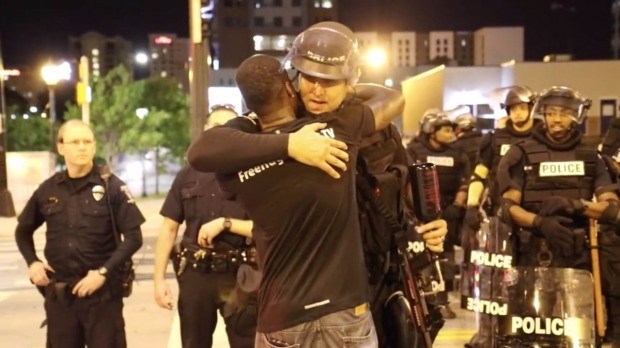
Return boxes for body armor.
[514,135,598,269]
[456,129,483,167]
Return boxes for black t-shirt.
[16,166,145,281]
[217,104,375,333]
[160,166,248,248]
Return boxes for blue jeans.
[255,303,378,348]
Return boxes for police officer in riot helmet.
[454,112,483,166]
[187,21,448,347]
[462,86,538,348]
[498,86,619,269]
[407,109,470,319]
[464,86,538,232]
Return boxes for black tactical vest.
[487,126,534,210]
[456,129,483,166]
[600,117,620,157]
[517,139,597,219]
[407,138,462,206]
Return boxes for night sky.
[0,0,616,68]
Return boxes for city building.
[211,0,338,70]
[473,27,524,66]
[69,31,133,79]
[612,0,620,58]
[147,33,190,92]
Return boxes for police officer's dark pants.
[176,268,254,348]
[44,287,125,348]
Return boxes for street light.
[41,61,71,150]
[365,47,387,68]
[135,52,148,65]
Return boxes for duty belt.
[174,243,258,275]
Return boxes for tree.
[137,77,190,164]
[65,65,144,169]
[6,106,51,151]
[64,68,190,195]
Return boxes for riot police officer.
[464,86,537,229]
[154,104,257,348]
[15,120,145,348]
[462,86,537,347]
[496,85,620,346]
[498,86,618,269]
[454,112,483,166]
[407,110,470,319]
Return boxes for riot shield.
[496,267,595,348]
[461,216,514,347]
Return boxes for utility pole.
[189,0,212,141]
[77,56,91,124]
[0,37,16,217]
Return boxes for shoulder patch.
[119,185,136,204]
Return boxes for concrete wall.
[442,66,502,111]
[401,65,445,136]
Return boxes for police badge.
[92,185,105,201]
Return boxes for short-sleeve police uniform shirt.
[160,167,247,248]
[18,167,145,281]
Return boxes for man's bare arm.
[187,120,349,178]
[354,84,405,131]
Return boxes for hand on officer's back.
[288,123,349,179]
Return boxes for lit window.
[276,36,287,50]
[253,35,264,51]
[92,49,99,56]
[462,39,466,47]
[314,0,320,8]
[161,71,168,77]
[322,0,333,8]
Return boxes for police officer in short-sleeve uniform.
[15,120,144,348]
[154,105,257,348]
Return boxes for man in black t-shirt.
[209,54,404,347]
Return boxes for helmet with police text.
[420,109,455,134]
[454,113,476,131]
[500,86,536,111]
[208,103,237,115]
[284,21,362,85]
[531,86,592,124]
[205,103,238,130]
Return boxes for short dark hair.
[235,54,286,115]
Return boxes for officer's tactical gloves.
[533,215,575,257]
[539,196,586,217]
[464,206,482,231]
